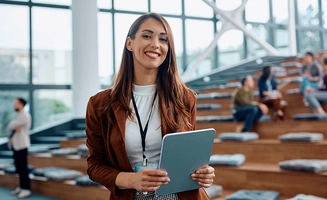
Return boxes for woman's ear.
[126,37,133,51]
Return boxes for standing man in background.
[6,97,32,198]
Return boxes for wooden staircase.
[196,55,327,199]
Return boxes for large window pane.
[272,0,288,25]
[185,0,213,18]
[0,5,29,84]
[275,29,289,55]
[298,30,321,53]
[151,0,181,15]
[185,19,214,77]
[323,0,327,29]
[32,0,71,5]
[32,7,72,84]
[114,0,148,12]
[97,0,112,9]
[33,90,72,128]
[165,17,183,73]
[218,30,244,67]
[245,0,270,23]
[297,0,319,26]
[98,12,113,88]
[216,0,241,11]
[246,24,270,57]
[114,13,139,73]
[0,90,29,138]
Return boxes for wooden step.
[197,120,327,139]
[60,139,86,148]
[28,153,87,173]
[213,162,327,198]
[0,171,109,200]
[212,139,327,164]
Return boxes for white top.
[125,84,162,169]
[7,111,31,150]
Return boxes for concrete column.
[71,0,99,118]
[288,0,297,55]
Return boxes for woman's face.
[126,18,169,72]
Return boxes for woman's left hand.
[191,165,215,188]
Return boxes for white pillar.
[71,0,99,118]
[288,0,297,55]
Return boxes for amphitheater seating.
[197,104,222,110]
[293,113,327,120]
[209,154,246,166]
[3,165,35,174]
[43,169,83,181]
[288,194,326,200]
[50,148,78,156]
[75,176,100,186]
[279,159,327,173]
[204,185,223,199]
[226,190,280,200]
[197,115,234,122]
[197,92,233,100]
[219,132,258,142]
[279,133,324,142]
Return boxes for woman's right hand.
[132,169,170,192]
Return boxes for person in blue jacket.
[258,65,290,120]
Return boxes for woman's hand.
[131,169,170,192]
[191,165,215,188]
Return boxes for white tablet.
[156,128,216,196]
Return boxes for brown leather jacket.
[85,89,209,200]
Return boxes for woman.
[300,52,324,94]
[258,65,290,119]
[85,13,214,200]
[305,56,327,114]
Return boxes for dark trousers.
[13,148,31,190]
[233,106,263,132]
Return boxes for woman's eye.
[142,35,151,39]
[160,38,168,42]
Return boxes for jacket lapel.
[112,102,127,140]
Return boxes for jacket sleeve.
[189,91,197,131]
[6,114,28,133]
[85,96,122,196]
[258,78,266,98]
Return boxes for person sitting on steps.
[304,56,327,114]
[232,75,269,132]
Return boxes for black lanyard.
[131,91,157,165]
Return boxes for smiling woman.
[85,13,215,200]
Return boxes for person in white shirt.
[6,97,32,198]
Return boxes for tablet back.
[156,128,216,196]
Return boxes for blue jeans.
[233,106,263,132]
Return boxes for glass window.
[216,0,241,11]
[97,0,112,9]
[0,90,29,138]
[218,30,244,67]
[165,17,183,73]
[298,30,321,53]
[322,0,327,29]
[324,31,327,49]
[185,19,214,77]
[272,0,288,25]
[98,12,113,88]
[32,7,72,85]
[114,0,148,12]
[245,0,270,23]
[184,0,213,18]
[32,0,71,5]
[114,13,139,73]
[151,0,181,15]
[297,0,319,26]
[0,5,29,84]
[33,90,72,128]
[275,29,289,54]
[246,24,270,57]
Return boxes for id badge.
[134,162,158,172]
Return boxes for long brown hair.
[104,13,193,132]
